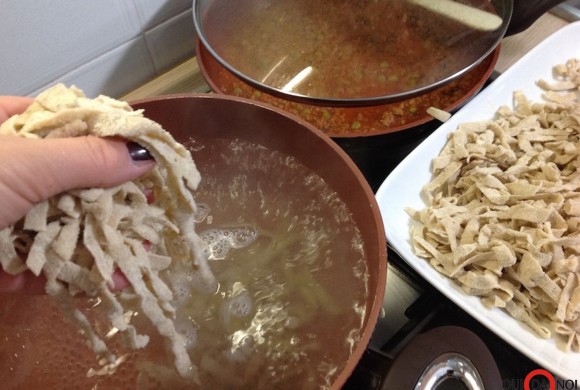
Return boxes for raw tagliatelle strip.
[0,84,209,381]
[407,58,580,351]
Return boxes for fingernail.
[127,141,154,161]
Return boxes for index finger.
[0,96,34,123]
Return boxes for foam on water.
[220,292,253,327]
[199,226,259,261]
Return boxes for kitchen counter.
[120,11,571,347]
[495,12,569,73]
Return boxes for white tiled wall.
[0,0,196,99]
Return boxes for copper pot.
[0,95,387,389]
[193,0,565,138]
[195,39,499,138]
[133,94,388,389]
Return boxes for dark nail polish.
[127,142,154,161]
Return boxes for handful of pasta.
[407,58,580,351]
[0,84,206,380]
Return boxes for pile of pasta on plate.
[407,58,580,351]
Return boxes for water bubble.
[229,293,253,317]
[231,226,259,248]
[174,318,198,350]
[220,292,253,327]
[170,263,217,301]
[199,226,259,261]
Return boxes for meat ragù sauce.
[199,43,498,137]
[201,0,501,102]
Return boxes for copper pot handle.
[507,0,567,35]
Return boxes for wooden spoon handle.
[409,0,503,31]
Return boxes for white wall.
[0,0,196,99]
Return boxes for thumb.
[0,135,155,229]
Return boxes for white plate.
[376,21,580,381]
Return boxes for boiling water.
[172,138,369,389]
[0,138,369,389]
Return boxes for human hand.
[0,95,155,294]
